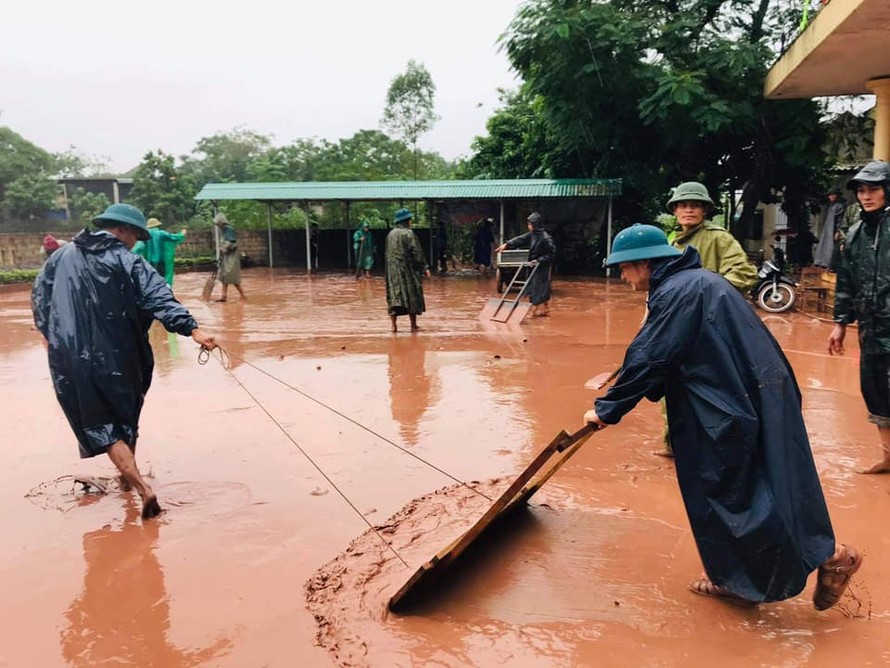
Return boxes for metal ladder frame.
[489,262,539,322]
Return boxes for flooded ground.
[1,268,887,667]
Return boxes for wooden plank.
[388,423,598,612]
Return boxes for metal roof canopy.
[765,0,890,98]
[194,178,622,202]
[194,178,622,274]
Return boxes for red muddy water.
[1,268,887,667]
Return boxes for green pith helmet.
[847,160,890,190]
[394,208,413,224]
[666,181,715,212]
[93,203,149,241]
[605,224,682,268]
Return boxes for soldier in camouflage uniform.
[829,160,890,473]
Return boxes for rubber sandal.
[813,544,863,611]
[689,578,758,608]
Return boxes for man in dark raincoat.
[585,224,861,609]
[829,160,890,473]
[494,212,556,317]
[32,203,217,519]
[385,208,430,333]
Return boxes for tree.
[0,126,54,203]
[182,127,273,186]
[3,172,56,219]
[496,0,827,231]
[380,60,439,179]
[130,150,197,225]
[68,187,111,225]
[52,147,109,178]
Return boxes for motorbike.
[753,258,797,313]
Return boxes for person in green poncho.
[385,208,429,333]
[144,218,187,287]
[353,220,375,279]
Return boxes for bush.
[0,269,40,285]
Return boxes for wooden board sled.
[388,422,599,613]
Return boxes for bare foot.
[213,298,227,303]
[858,457,890,474]
[141,495,162,519]
[411,325,421,331]
[652,448,675,458]
[118,474,132,492]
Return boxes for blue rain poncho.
[32,229,199,458]
[594,247,835,602]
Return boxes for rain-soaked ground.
[1,268,888,667]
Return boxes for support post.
[606,196,613,278]
[867,77,890,161]
[499,200,505,244]
[345,201,351,269]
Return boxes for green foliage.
[0,268,40,284]
[130,150,197,225]
[381,60,439,178]
[182,127,273,185]
[3,172,57,218]
[0,127,54,199]
[68,187,111,225]
[491,0,829,232]
[52,147,109,178]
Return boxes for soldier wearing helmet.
[584,225,861,610]
[667,181,757,292]
[828,160,890,473]
[494,212,556,317]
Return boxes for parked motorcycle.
[753,259,797,313]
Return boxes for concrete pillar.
[867,77,890,161]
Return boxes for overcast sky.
[1,0,524,173]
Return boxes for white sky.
[1,0,523,173]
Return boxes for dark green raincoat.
[595,247,835,602]
[834,207,890,353]
[385,224,427,315]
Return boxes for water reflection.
[388,336,438,446]
[60,500,232,667]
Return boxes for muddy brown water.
[1,270,888,667]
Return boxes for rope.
[199,346,492,503]
[199,345,409,568]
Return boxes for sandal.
[813,544,863,611]
[689,578,758,608]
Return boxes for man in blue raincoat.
[32,203,217,520]
[584,224,861,609]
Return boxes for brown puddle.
[1,271,888,667]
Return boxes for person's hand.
[181,228,187,235]
[828,323,846,356]
[529,259,538,266]
[494,244,506,252]
[583,409,607,429]
[424,269,431,278]
[191,328,217,351]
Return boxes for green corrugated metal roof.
[194,178,621,202]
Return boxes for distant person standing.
[814,189,847,269]
[213,214,246,302]
[385,208,430,333]
[494,212,556,317]
[310,222,320,271]
[473,218,496,275]
[146,218,187,287]
[435,220,448,273]
[353,220,375,279]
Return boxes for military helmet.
[604,224,682,268]
[666,181,715,212]
[527,212,543,226]
[394,208,413,224]
[846,160,890,190]
[93,203,150,241]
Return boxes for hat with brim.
[846,160,890,190]
[604,224,682,268]
[394,208,413,224]
[666,181,715,212]
[93,203,150,241]
[146,217,162,229]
